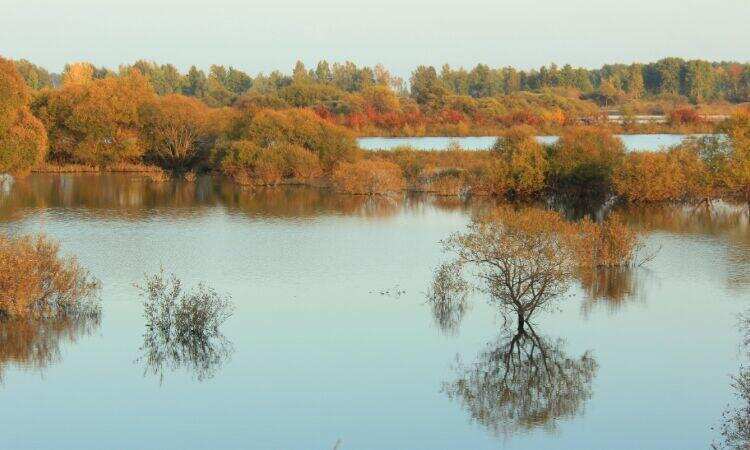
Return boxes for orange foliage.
[0,234,100,319]
[550,127,625,190]
[33,71,155,166]
[139,94,214,170]
[331,158,405,195]
[0,57,47,175]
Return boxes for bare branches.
[136,270,234,383]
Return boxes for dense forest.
[1,55,750,205]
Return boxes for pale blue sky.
[2,0,748,76]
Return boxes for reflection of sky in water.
[0,174,749,449]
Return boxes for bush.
[612,149,708,202]
[217,140,322,185]
[549,127,625,192]
[0,234,100,319]
[0,57,28,136]
[668,107,702,125]
[331,158,405,195]
[138,271,233,382]
[490,125,548,198]
[238,108,358,169]
[568,214,640,268]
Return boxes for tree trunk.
[517,311,525,333]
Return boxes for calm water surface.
[1,174,749,449]
[358,134,711,151]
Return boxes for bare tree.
[443,208,577,332]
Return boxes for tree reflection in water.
[715,367,750,449]
[426,262,470,335]
[137,271,234,384]
[0,313,101,382]
[715,312,750,449]
[578,266,644,316]
[442,324,598,437]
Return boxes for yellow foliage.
[331,158,405,195]
[0,234,100,319]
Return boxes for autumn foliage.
[331,159,405,195]
[0,234,100,319]
[549,127,626,192]
[0,57,47,175]
[32,71,155,166]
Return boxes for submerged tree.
[442,207,577,332]
[137,271,234,383]
[443,324,598,436]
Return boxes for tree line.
[9,56,750,136]
[14,57,750,104]
[2,54,750,206]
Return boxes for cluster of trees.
[371,110,750,203]
[1,56,366,183]
[4,54,750,203]
[434,58,750,104]
[12,56,747,140]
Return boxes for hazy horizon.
[2,0,749,77]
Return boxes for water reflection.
[426,263,470,335]
[578,266,644,316]
[0,173,492,223]
[0,314,101,383]
[715,311,750,449]
[621,202,750,291]
[443,324,598,437]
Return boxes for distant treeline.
[11,57,747,137]
[14,57,750,105]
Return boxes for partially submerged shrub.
[436,207,645,331]
[0,234,100,319]
[331,158,405,195]
[549,127,625,193]
[137,271,234,382]
[489,125,548,198]
[421,167,466,196]
[217,140,322,186]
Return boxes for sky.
[2,0,749,77]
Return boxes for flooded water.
[358,134,710,152]
[1,174,749,449]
